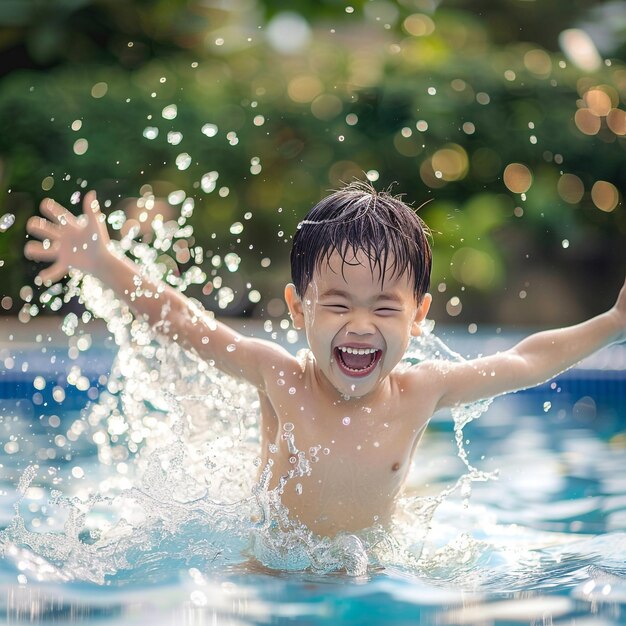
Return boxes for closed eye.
[322,304,349,311]
[375,307,402,315]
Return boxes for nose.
[345,309,376,336]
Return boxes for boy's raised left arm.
[428,276,626,411]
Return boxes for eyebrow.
[319,288,404,303]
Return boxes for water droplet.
[226,344,236,352]
[201,171,219,193]
[250,157,262,175]
[167,131,183,145]
[277,378,285,386]
[73,138,89,155]
[61,312,78,336]
[168,190,186,205]
[224,252,241,272]
[295,483,303,495]
[288,387,296,395]
[181,198,195,218]
[562,239,570,249]
[0,213,15,232]
[143,126,159,140]
[229,222,244,235]
[283,422,294,432]
[342,416,351,426]
[162,104,178,120]
[201,123,218,137]
[107,210,127,230]
[217,287,234,309]
[543,401,552,412]
[176,153,192,170]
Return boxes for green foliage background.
[0,0,624,327]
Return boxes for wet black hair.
[290,181,432,302]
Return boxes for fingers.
[38,263,67,285]
[83,190,98,213]
[40,198,78,226]
[26,215,59,240]
[24,240,58,262]
[83,190,106,232]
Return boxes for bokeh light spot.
[591,181,620,213]
[446,296,462,317]
[266,12,311,54]
[557,174,584,204]
[607,109,626,136]
[403,14,435,37]
[559,29,602,72]
[503,163,532,194]
[311,94,342,121]
[288,75,323,103]
[451,248,496,289]
[523,49,552,77]
[574,108,601,135]
[584,88,613,117]
[91,82,108,98]
[431,144,469,181]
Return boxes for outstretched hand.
[25,191,110,285]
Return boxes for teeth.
[338,346,378,355]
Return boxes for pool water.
[1,322,626,625]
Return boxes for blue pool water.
[1,321,626,625]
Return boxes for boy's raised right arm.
[25,192,292,390]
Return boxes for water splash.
[1,311,498,582]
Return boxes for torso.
[257,350,436,537]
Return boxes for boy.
[25,183,626,539]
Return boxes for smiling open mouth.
[334,346,382,377]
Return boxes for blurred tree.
[0,0,624,326]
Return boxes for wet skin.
[263,250,434,535]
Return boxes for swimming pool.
[1,319,625,625]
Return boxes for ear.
[410,293,432,337]
[284,283,305,330]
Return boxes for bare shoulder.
[235,335,300,371]
[391,360,449,413]
[193,329,300,391]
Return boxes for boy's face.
[285,248,431,399]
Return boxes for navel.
[391,462,400,472]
